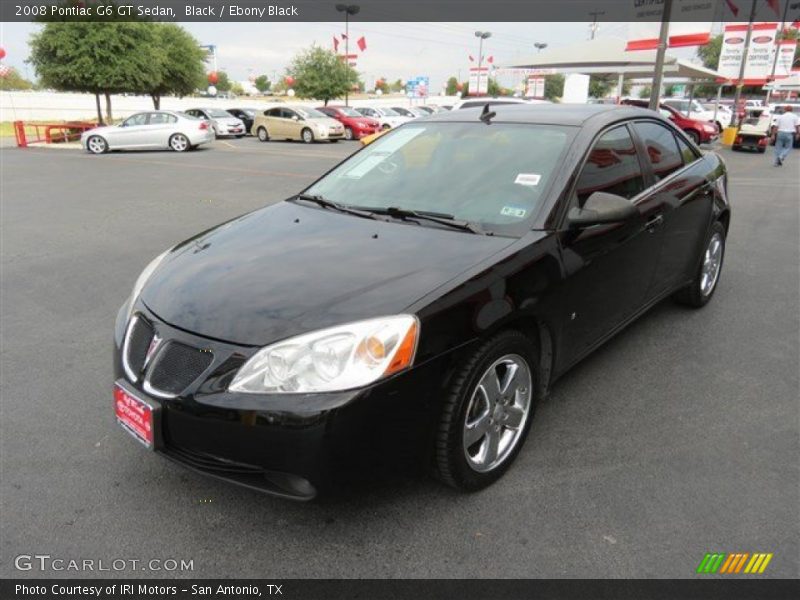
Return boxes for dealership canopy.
[763,73,800,91]
[503,37,728,82]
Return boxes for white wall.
[0,91,461,122]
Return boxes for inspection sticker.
[500,206,528,218]
[514,173,541,186]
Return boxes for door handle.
[645,214,664,232]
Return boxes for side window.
[123,113,148,127]
[148,113,176,125]
[282,109,297,119]
[633,121,684,181]
[675,134,699,165]
[264,108,279,117]
[574,126,645,206]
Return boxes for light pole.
[475,31,492,96]
[336,4,360,106]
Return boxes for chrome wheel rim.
[700,232,723,296]
[258,128,267,141]
[463,354,532,473]
[345,128,353,140]
[302,129,313,143]
[171,135,188,152]
[88,137,105,153]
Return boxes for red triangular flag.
[487,56,494,64]
[792,20,800,29]
[767,0,780,16]
[357,36,366,52]
[724,0,739,17]
[333,36,339,52]
[468,54,475,62]
[341,33,348,40]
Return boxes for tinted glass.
[575,126,645,206]
[306,122,573,235]
[149,113,176,125]
[675,134,698,165]
[296,107,328,119]
[338,107,362,117]
[265,108,281,117]
[123,113,148,127]
[378,107,401,116]
[633,121,683,181]
[208,109,232,118]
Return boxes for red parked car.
[622,99,719,145]
[316,105,381,141]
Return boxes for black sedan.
[226,108,257,135]
[114,104,730,500]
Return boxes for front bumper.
[113,303,455,500]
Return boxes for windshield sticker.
[501,206,528,219]
[514,173,541,186]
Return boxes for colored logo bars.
[696,552,774,574]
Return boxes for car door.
[556,123,667,364]
[630,121,714,296]
[281,108,302,139]
[112,113,150,148]
[143,112,177,148]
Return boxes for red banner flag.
[468,54,475,62]
[341,33,348,39]
[357,36,367,52]
[333,36,339,52]
[486,56,494,64]
[767,0,780,16]
[724,0,739,17]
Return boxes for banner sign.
[405,76,429,98]
[626,0,715,51]
[525,76,545,98]
[468,67,489,95]
[717,22,779,84]
[774,39,798,79]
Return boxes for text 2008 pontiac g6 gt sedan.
[114,104,729,500]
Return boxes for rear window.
[306,122,574,236]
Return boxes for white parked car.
[661,98,723,130]
[185,107,246,138]
[80,110,214,154]
[390,106,429,119]
[452,97,542,110]
[353,106,412,129]
[701,103,734,130]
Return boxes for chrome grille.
[122,315,154,382]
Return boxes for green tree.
[375,77,389,93]
[697,34,723,70]
[589,74,630,99]
[445,76,459,96]
[28,22,160,123]
[231,82,244,96]
[286,45,359,105]
[214,71,232,92]
[390,78,404,93]
[146,24,206,109]
[544,74,564,101]
[0,69,34,91]
[254,75,271,93]
[638,85,652,99]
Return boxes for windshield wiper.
[363,206,487,235]
[292,194,379,221]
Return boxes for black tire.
[344,127,354,141]
[301,128,314,144]
[257,127,269,142]
[236,134,245,139]
[330,139,339,143]
[673,220,726,308]
[758,147,766,154]
[685,129,701,145]
[433,330,538,492]
[85,135,108,154]
[381,124,391,131]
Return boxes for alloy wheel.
[463,354,532,473]
[700,232,723,296]
[170,134,189,152]
[87,136,107,154]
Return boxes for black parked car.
[226,108,257,135]
[114,105,730,500]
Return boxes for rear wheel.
[169,133,189,152]
[344,127,354,140]
[257,127,269,142]
[301,128,314,144]
[673,220,726,308]
[86,135,108,154]
[434,330,538,491]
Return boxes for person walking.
[772,105,800,166]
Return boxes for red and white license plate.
[114,384,158,449]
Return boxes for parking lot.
[1,137,798,578]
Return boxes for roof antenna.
[479,103,496,124]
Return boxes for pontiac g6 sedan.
[114,105,730,500]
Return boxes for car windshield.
[296,107,329,119]
[304,122,573,236]
[338,107,362,117]
[208,109,233,118]
[378,107,401,116]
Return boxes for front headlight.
[127,249,170,317]
[229,315,419,394]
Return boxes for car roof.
[426,103,652,126]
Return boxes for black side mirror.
[568,191,638,228]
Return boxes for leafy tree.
[0,69,34,91]
[231,82,244,96]
[254,75,271,93]
[544,74,564,101]
[214,71,232,92]
[589,74,630,99]
[286,45,359,105]
[375,77,389,93]
[390,79,405,93]
[146,24,206,109]
[445,76,459,96]
[638,86,652,99]
[29,22,161,123]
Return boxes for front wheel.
[673,220,726,308]
[169,133,190,152]
[433,330,538,492]
[86,135,108,154]
[685,129,701,145]
[301,128,314,144]
[257,127,269,142]
[344,127,354,140]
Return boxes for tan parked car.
[251,105,345,143]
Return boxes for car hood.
[141,201,514,346]
[216,117,243,125]
[82,125,119,138]
[309,117,343,128]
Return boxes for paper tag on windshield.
[514,173,541,186]
[501,206,527,218]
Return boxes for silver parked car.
[185,107,246,138]
[81,111,215,154]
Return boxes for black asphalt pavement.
[1,137,797,578]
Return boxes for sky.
[0,20,673,91]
